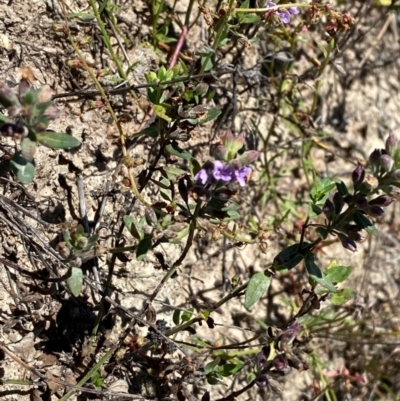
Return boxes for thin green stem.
[235,3,310,13]
[88,0,132,94]
[185,0,196,27]
[166,282,248,336]
[58,344,118,401]
[199,0,236,74]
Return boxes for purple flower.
[281,322,300,342]
[213,160,233,182]
[288,7,299,15]
[194,168,211,185]
[234,166,252,187]
[266,1,299,24]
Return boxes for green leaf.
[123,215,144,240]
[308,203,323,218]
[138,126,159,138]
[190,158,202,177]
[85,234,99,251]
[181,308,194,322]
[336,180,348,196]
[20,137,37,161]
[67,267,83,297]
[10,151,36,184]
[240,14,260,23]
[310,178,336,204]
[154,104,172,122]
[273,242,310,271]
[330,288,356,305]
[165,143,192,161]
[199,108,221,124]
[173,310,181,326]
[305,257,337,292]
[136,235,152,261]
[164,166,187,178]
[245,272,272,309]
[169,224,190,244]
[218,362,244,377]
[325,264,353,284]
[185,108,221,125]
[0,113,10,124]
[36,131,81,149]
[205,357,221,375]
[68,12,95,20]
[200,53,214,72]
[354,211,378,235]
[316,227,329,239]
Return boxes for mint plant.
[2,1,398,400]
[0,79,80,183]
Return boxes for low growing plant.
[0,79,81,183]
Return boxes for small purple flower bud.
[37,86,53,103]
[323,198,335,220]
[0,85,20,108]
[385,133,399,157]
[288,6,300,15]
[255,374,269,388]
[211,144,227,161]
[367,205,384,218]
[369,195,394,207]
[380,154,394,172]
[256,351,267,370]
[18,78,30,98]
[338,233,357,252]
[43,104,60,120]
[273,355,291,375]
[341,224,363,241]
[237,150,260,165]
[343,194,354,204]
[352,164,365,187]
[7,105,21,117]
[355,196,368,210]
[368,148,382,171]
[333,192,344,214]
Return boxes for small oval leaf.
[245,272,272,309]
[36,131,81,149]
[305,257,337,292]
[10,151,36,184]
[67,267,83,297]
